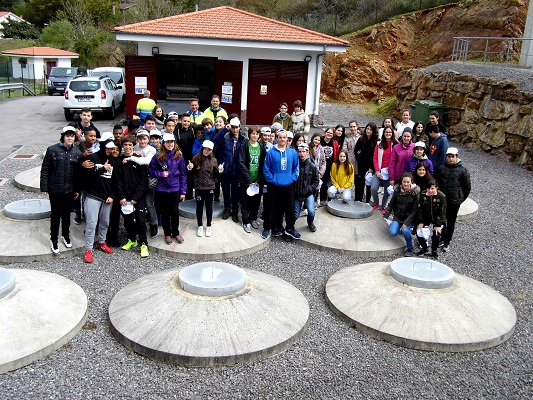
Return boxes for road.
[0,95,124,161]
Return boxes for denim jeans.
[327,186,352,202]
[294,194,316,225]
[371,175,390,208]
[389,221,413,250]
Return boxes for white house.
[0,11,26,38]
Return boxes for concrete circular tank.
[4,199,51,220]
[326,200,373,219]
[178,199,224,219]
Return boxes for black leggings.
[195,189,214,227]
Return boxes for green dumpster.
[409,100,446,124]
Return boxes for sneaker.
[205,226,212,237]
[50,241,60,256]
[301,209,308,217]
[232,212,239,223]
[261,230,270,239]
[61,236,72,249]
[319,201,327,207]
[121,239,138,251]
[250,220,260,229]
[84,249,93,263]
[272,229,283,237]
[197,226,204,237]
[243,223,251,233]
[73,215,82,225]
[308,223,317,232]
[371,205,379,211]
[416,248,428,256]
[140,244,149,258]
[175,234,184,244]
[285,229,301,239]
[431,251,439,259]
[96,242,113,254]
[380,207,386,215]
[283,234,293,242]
[150,224,158,238]
[165,236,172,244]
[221,209,231,220]
[442,243,451,252]
[404,248,413,257]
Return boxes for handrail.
[451,37,533,67]
[0,83,36,99]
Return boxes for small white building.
[1,46,79,80]
[0,11,26,38]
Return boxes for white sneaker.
[205,226,212,237]
[61,236,72,248]
[197,226,204,237]
[50,240,60,256]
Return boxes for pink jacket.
[389,142,414,182]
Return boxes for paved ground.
[0,95,531,399]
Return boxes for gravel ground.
[0,104,531,399]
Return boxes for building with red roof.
[114,6,348,124]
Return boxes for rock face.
[394,66,533,170]
[321,0,527,103]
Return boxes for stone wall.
[393,69,533,170]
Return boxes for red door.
[214,60,242,119]
[125,56,158,120]
[247,60,308,125]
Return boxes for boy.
[149,131,161,153]
[294,143,319,233]
[202,117,215,140]
[416,180,446,259]
[77,108,100,138]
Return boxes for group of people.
[40,98,470,262]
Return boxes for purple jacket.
[389,142,414,182]
[405,156,434,176]
[148,151,187,194]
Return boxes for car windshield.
[50,68,78,78]
[69,80,101,92]
[94,71,123,84]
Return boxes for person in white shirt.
[395,109,415,137]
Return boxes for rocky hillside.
[321,0,527,103]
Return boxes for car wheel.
[48,91,54,96]
[120,95,125,111]
[108,102,116,120]
[64,109,74,121]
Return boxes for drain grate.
[12,154,37,159]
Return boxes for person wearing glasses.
[272,102,293,132]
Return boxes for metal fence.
[451,37,533,67]
[0,61,47,96]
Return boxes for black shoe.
[283,234,293,242]
[232,212,239,223]
[308,223,316,232]
[431,251,439,259]
[221,209,231,220]
[150,224,158,238]
[416,248,428,256]
[272,229,283,237]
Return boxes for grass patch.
[365,96,397,117]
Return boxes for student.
[192,124,206,157]
[342,122,357,169]
[354,122,378,203]
[328,150,354,203]
[112,124,124,143]
[83,133,117,263]
[201,118,215,140]
[144,115,158,132]
[40,126,82,255]
[424,110,447,137]
[136,90,156,122]
[319,127,339,205]
[187,98,204,124]
[291,133,306,151]
[427,125,449,170]
[395,109,415,136]
[236,125,266,233]
[124,119,141,137]
[383,172,420,257]
[174,114,195,200]
[291,100,310,135]
[188,140,222,237]
[148,134,187,244]
[161,117,176,137]
[116,136,149,258]
[406,141,434,175]
[260,127,273,152]
[152,105,166,129]
[77,108,100,138]
[413,121,429,145]
[149,131,161,153]
[389,127,414,186]
[413,162,434,191]
[294,143,319,232]
[105,140,122,246]
[272,102,293,132]
[378,117,396,140]
[371,126,397,213]
[436,147,471,253]
[416,179,446,259]
[203,95,228,122]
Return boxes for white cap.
[62,126,76,134]
[260,127,271,134]
[202,140,214,150]
[229,117,240,127]
[162,133,175,142]
[286,131,294,139]
[105,141,117,149]
[149,131,162,137]
[167,111,179,117]
[298,143,309,151]
[271,122,282,131]
[98,132,114,142]
[136,129,149,137]
[414,141,426,149]
[446,147,459,155]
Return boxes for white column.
[519,0,533,67]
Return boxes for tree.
[39,20,74,49]
[0,18,40,39]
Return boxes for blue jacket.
[263,145,299,187]
[212,128,246,174]
[428,134,449,169]
[148,151,187,194]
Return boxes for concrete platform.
[178,199,224,219]
[148,217,269,261]
[325,262,516,352]
[294,207,406,256]
[327,200,373,219]
[457,198,478,221]
[109,267,310,366]
[0,211,85,263]
[13,166,41,192]
[0,268,88,373]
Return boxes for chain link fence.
[0,60,47,96]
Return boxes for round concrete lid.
[327,200,373,219]
[179,199,224,220]
[178,262,247,296]
[390,257,455,289]
[4,199,51,220]
[0,267,15,298]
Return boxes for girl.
[406,141,434,175]
[152,105,166,129]
[354,122,378,203]
[319,127,339,205]
[413,162,434,191]
[416,179,446,259]
[291,133,306,150]
[334,124,346,150]
[378,117,397,140]
[188,140,223,237]
[309,133,326,203]
[192,124,206,157]
[383,172,420,257]
[371,126,397,213]
[413,121,429,145]
[148,134,187,244]
[328,150,354,203]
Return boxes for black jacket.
[84,149,116,202]
[40,142,82,194]
[116,155,148,205]
[174,126,195,162]
[384,185,421,226]
[355,138,377,175]
[294,157,320,201]
[418,190,447,227]
[236,139,266,185]
[437,160,471,205]
[192,156,219,191]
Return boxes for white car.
[63,76,124,121]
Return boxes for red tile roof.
[115,6,348,46]
[2,46,78,57]
[0,11,11,17]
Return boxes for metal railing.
[451,37,533,67]
[0,83,36,100]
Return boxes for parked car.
[63,76,124,121]
[91,67,126,108]
[47,67,87,96]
